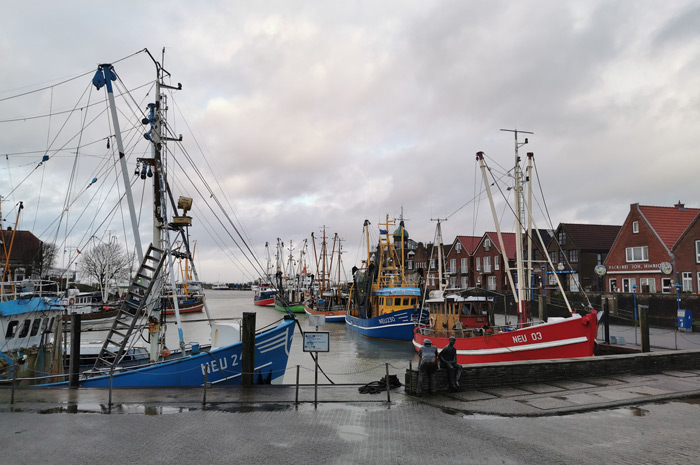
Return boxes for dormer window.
[557,230,566,244]
[456,242,462,253]
[632,221,639,234]
[484,238,491,250]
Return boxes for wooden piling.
[639,305,650,353]
[69,313,81,388]
[241,312,256,386]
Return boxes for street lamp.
[675,283,682,312]
[633,283,637,321]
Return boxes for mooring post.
[108,370,114,414]
[294,365,300,405]
[69,313,81,388]
[603,298,610,344]
[241,312,256,386]
[409,361,413,395]
[385,363,391,405]
[203,364,209,407]
[639,305,650,353]
[314,353,319,410]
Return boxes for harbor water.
[81,289,419,385]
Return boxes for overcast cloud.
[1,1,699,282]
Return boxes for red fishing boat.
[413,131,598,363]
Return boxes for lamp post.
[541,264,547,297]
[675,283,681,312]
[633,283,638,345]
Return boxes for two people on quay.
[416,336,463,396]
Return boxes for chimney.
[674,201,686,211]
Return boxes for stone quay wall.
[405,350,700,395]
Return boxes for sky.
[1,0,699,283]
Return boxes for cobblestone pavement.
[2,366,700,465]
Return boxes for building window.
[549,251,556,263]
[407,260,414,270]
[487,275,497,290]
[632,221,639,233]
[609,278,617,292]
[569,249,579,263]
[494,255,500,270]
[460,258,468,273]
[625,246,649,262]
[484,238,491,249]
[429,259,436,270]
[569,273,580,292]
[696,240,700,263]
[461,276,467,288]
[622,278,636,293]
[682,272,692,292]
[450,276,456,288]
[456,242,462,253]
[476,257,481,272]
[449,259,456,272]
[483,256,491,273]
[662,278,672,294]
[640,278,656,293]
[558,230,566,244]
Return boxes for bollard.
[385,363,391,405]
[639,305,650,353]
[294,365,300,406]
[314,353,319,410]
[203,364,209,407]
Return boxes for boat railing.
[419,318,547,338]
[0,279,63,302]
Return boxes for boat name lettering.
[531,331,542,341]
[512,334,527,344]
[201,354,239,376]
[378,316,396,324]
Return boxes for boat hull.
[413,312,598,364]
[254,298,274,306]
[345,307,416,341]
[163,299,204,315]
[254,289,276,306]
[274,302,305,313]
[304,304,346,323]
[42,318,295,387]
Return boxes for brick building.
[0,228,42,280]
[445,236,480,289]
[473,232,516,292]
[604,202,700,294]
[546,223,621,292]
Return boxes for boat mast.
[501,128,532,323]
[475,151,518,310]
[93,64,144,264]
[430,218,447,292]
[526,152,534,301]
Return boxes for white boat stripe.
[451,336,590,356]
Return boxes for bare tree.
[79,242,134,302]
[33,242,58,278]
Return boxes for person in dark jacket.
[416,339,438,396]
[438,336,462,390]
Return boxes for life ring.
[304,291,310,299]
[429,316,436,328]
[68,297,75,306]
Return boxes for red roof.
[484,232,516,259]
[455,236,481,255]
[638,205,700,249]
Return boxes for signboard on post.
[303,331,330,352]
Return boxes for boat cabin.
[425,291,493,334]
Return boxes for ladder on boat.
[89,244,165,374]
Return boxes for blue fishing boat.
[345,216,421,341]
[0,281,64,384]
[37,56,296,387]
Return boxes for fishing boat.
[253,283,277,306]
[304,227,346,322]
[345,216,421,341]
[32,55,295,386]
[0,279,64,384]
[273,239,308,313]
[413,131,598,363]
[253,242,277,306]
